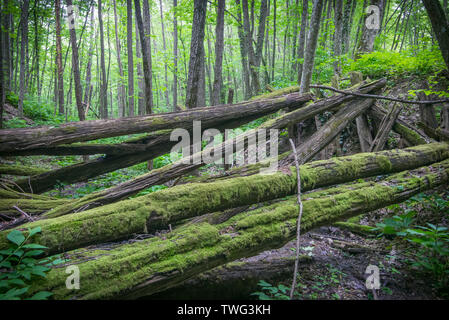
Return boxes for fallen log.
[282,98,376,165]
[5,142,448,254]
[25,159,449,299]
[369,103,430,146]
[29,80,387,205]
[370,103,403,152]
[0,93,313,154]
[0,164,49,176]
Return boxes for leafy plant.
[0,227,55,300]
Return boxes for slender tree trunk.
[159,0,170,108]
[299,0,324,93]
[18,0,29,117]
[33,3,39,99]
[135,0,154,115]
[66,0,85,121]
[235,0,251,100]
[173,0,178,111]
[55,0,64,115]
[357,0,385,56]
[296,0,308,84]
[211,0,225,106]
[422,0,449,71]
[113,0,126,118]
[271,0,277,82]
[0,6,3,128]
[333,0,343,76]
[135,20,145,116]
[126,0,134,116]
[185,0,207,109]
[98,0,108,119]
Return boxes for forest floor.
[1,76,448,300]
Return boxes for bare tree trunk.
[18,0,29,117]
[235,0,251,100]
[357,0,385,56]
[135,20,145,116]
[126,0,134,116]
[271,0,277,82]
[296,0,308,84]
[185,0,207,109]
[422,0,449,71]
[299,0,324,93]
[98,0,108,119]
[333,0,343,76]
[113,0,126,118]
[66,0,85,121]
[173,0,178,111]
[211,0,225,106]
[55,0,64,116]
[159,0,170,108]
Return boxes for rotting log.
[369,103,430,146]
[370,103,403,152]
[12,80,386,194]
[356,115,374,152]
[0,164,49,176]
[0,198,69,217]
[4,142,449,254]
[0,93,313,154]
[25,159,449,299]
[282,98,375,165]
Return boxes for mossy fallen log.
[26,159,449,299]
[0,164,49,176]
[0,93,313,154]
[0,199,69,217]
[369,104,430,146]
[4,142,448,254]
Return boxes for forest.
[0,0,449,302]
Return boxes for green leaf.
[7,230,25,246]
[22,244,47,250]
[28,227,42,237]
[23,250,44,257]
[28,291,53,300]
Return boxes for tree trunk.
[173,0,178,112]
[158,0,170,108]
[422,0,449,71]
[126,0,134,116]
[299,0,324,93]
[98,0,108,119]
[370,103,403,152]
[211,0,225,106]
[333,0,343,76]
[18,0,30,116]
[66,0,85,121]
[296,0,308,83]
[113,0,126,118]
[16,158,449,299]
[357,0,385,56]
[235,0,251,100]
[185,0,207,109]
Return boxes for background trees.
[0,0,448,124]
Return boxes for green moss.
[375,155,393,171]
[0,164,49,176]
[250,86,300,100]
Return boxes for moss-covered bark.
[25,159,449,299]
[0,164,49,176]
[3,143,448,255]
[0,199,69,216]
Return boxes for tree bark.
[159,0,170,108]
[18,0,30,116]
[370,103,403,152]
[98,0,108,119]
[333,0,343,76]
[126,0,134,116]
[173,0,178,112]
[296,0,308,83]
[422,0,449,71]
[18,158,449,299]
[185,0,207,109]
[211,0,225,106]
[299,0,324,93]
[357,0,385,56]
[113,0,126,118]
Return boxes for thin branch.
[288,138,303,300]
[310,84,449,105]
[12,206,35,222]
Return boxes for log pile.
[1,77,449,300]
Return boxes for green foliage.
[0,227,58,300]
[376,193,449,294]
[347,47,446,79]
[251,280,293,300]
